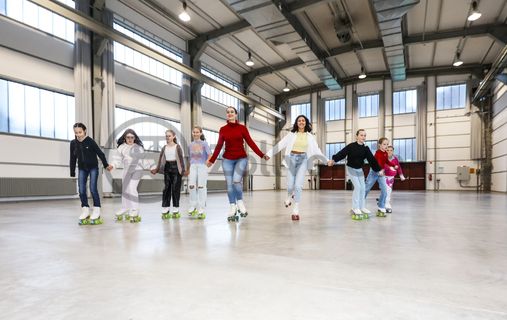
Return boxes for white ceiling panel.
[231,29,285,66]
[480,40,503,64]
[406,0,441,34]
[461,36,500,64]
[359,48,386,72]
[342,0,380,41]
[432,39,461,66]
[297,4,338,50]
[407,43,435,68]
[334,51,360,76]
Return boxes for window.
[291,103,311,121]
[393,89,417,114]
[393,138,416,162]
[3,0,75,43]
[364,140,377,154]
[436,83,466,110]
[0,78,75,139]
[325,98,345,121]
[326,142,345,162]
[201,67,241,109]
[113,22,183,87]
[114,107,180,152]
[358,94,379,118]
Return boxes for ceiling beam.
[288,0,337,14]
[276,64,488,104]
[188,19,251,63]
[28,0,284,119]
[242,58,304,90]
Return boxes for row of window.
[1,0,75,43]
[302,84,466,122]
[201,68,241,109]
[326,138,416,162]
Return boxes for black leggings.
[162,161,182,208]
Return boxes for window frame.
[393,88,417,114]
[324,98,346,121]
[358,93,379,118]
[436,83,467,110]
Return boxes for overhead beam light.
[358,67,367,79]
[179,1,190,22]
[283,81,290,92]
[453,52,464,67]
[245,51,254,67]
[467,1,481,21]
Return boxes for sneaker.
[360,208,371,214]
[352,208,362,215]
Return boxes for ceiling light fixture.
[467,1,481,21]
[453,52,464,67]
[245,51,254,67]
[283,81,290,92]
[179,1,190,22]
[358,67,367,79]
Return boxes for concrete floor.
[1,190,506,320]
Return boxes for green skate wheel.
[198,213,206,219]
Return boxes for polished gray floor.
[1,190,506,320]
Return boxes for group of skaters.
[70,106,405,225]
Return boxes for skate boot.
[291,203,300,221]
[161,208,171,220]
[376,208,387,217]
[78,207,90,225]
[386,207,393,214]
[284,195,292,208]
[89,207,104,225]
[129,209,142,223]
[187,207,197,217]
[227,204,239,222]
[171,208,181,219]
[237,200,248,218]
[197,208,206,220]
[115,208,129,221]
[351,208,365,220]
[360,208,371,219]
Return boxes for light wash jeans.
[286,153,307,202]
[365,170,388,209]
[222,157,248,204]
[347,166,365,210]
[188,163,208,210]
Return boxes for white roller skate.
[376,207,387,218]
[171,208,181,219]
[284,195,292,208]
[115,208,129,221]
[89,207,103,225]
[227,203,238,222]
[78,207,90,225]
[291,203,300,221]
[360,208,371,219]
[386,207,393,214]
[129,209,141,223]
[161,207,171,220]
[237,200,248,218]
[187,207,197,217]
[197,208,206,220]
[351,208,366,221]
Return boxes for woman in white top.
[266,115,332,220]
[111,129,148,222]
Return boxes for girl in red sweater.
[364,137,397,217]
[206,106,269,221]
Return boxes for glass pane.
[6,0,23,21]
[459,84,466,108]
[8,82,25,134]
[373,95,379,116]
[25,86,41,136]
[393,92,399,114]
[0,79,8,132]
[0,0,6,15]
[399,91,406,113]
[443,86,452,110]
[53,13,66,40]
[54,94,67,139]
[451,85,460,109]
[436,87,443,110]
[38,6,53,34]
[23,0,39,28]
[366,96,372,117]
[40,90,55,138]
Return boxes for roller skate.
[78,207,90,225]
[187,207,198,217]
[128,209,142,223]
[89,207,104,225]
[237,200,248,218]
[227,204,239,222]
[171,208,181,219]
[197,209,206,220]
[291,203,300,221]
[161,208,171,220]
[376,208,387,217]
[360,208,371,219]
[115,208,129,221]
[386,207,393,214]
[351,208,365,220]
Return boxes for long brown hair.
[192,126,205,141]
[117,129,144,148]
[165,129,178,144]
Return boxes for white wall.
[492,82,507,192]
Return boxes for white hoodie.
[265,132,328,169]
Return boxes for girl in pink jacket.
[384,146,406,213]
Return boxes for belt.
[290,151,306,154]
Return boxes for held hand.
[327,160,335,166]
[150,168,157,175]
[206,160,213,168]
[394,165,399,169]
[263,155,270,161]
[183,170,189,177]
[400,175,406,181]
[379,169,385,176]
[106,165,113,172]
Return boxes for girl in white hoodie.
[266,115,332,220]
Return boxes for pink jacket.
[384,156,404,178]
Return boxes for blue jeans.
[347,167,365,210]
[364,169,387,209]
[222,157,248,204]
[78,167,100,208]
[286,153,307,203]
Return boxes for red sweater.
[374,149,396,169]
[209,121,265,163]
